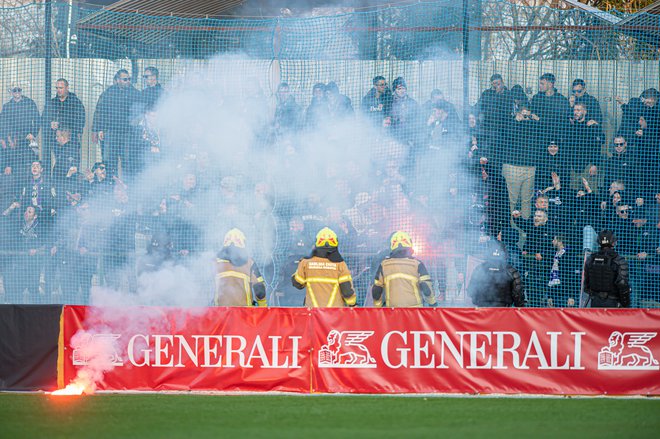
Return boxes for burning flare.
[50,382,87,396]
[49,372,96,396]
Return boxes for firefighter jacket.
[215,248,266,307]
[372,252,435,307]
[292,251,356,307]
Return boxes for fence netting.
[0,1,658,308]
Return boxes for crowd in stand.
[0,67,658,307]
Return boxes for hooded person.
[291,227,357,307]
[468,240,525,307]
[214,228,267,307]
[371,231,436,307]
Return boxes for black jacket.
[142,83,164,112]
[42,93,86,138]
[530,91,571,143]
[1,97,40,141]
[93,84,142,133]
[361,87,392,124]
[565,119,604,172]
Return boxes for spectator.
[88,161,114,198]
[0,82,40,180]
[512,208,556,306]
[0,82,39,156]
[618,88,660,155]
[619,89,660,200]
[141,66,164,112]
[325,82,353,121]
[18,160,57,217]
[138,110,162,169]
[426,101,462,148]
[92,69,142,179]
[478,73,512,145]
[546,235,577,308]
[304,83,328,129]
[423,89,460,127]
[41,79,85,178]
[3,205,48,304]
[603,135,635,189]
[500,105,542,219]
[361,75,392,127]
[537,140,569,207]
[343,192,372,237]
[272,82,301,137]
[569,79,604,126]
[530,73,571,144]
[52,127,81,188]
[566,103,604,190]
[509,84,529,114]
[388,77,420,145]
[627,207,657,306]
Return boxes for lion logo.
[318,330,377,368]
[72,333,123,367]
[598,331,659,370]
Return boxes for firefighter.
[468,240,525,307]
[291,227,357,307]
[583,230,631,308]
[372,231,436,307]
[215,228,267,307]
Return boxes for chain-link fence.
[0,0,658,308]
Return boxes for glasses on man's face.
[143,75,153,79]
[11,88,22,93]
[119,77,131,82]
[572,89,583,94]
[614,142,625,147]
[376,83,386,87]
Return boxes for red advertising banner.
[60,306,660,395]
[60,306,311,392]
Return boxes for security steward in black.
[468,241,525,307]
[584,230,631,308]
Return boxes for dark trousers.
[102,130,140,180]
[590,295,620,308]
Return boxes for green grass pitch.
[0,394,658,438]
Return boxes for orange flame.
[50,380,92,396]
[50,383,86,396]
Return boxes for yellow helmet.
[315,227,338,248]
[223,228,246,249]
[390,231,413,251]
